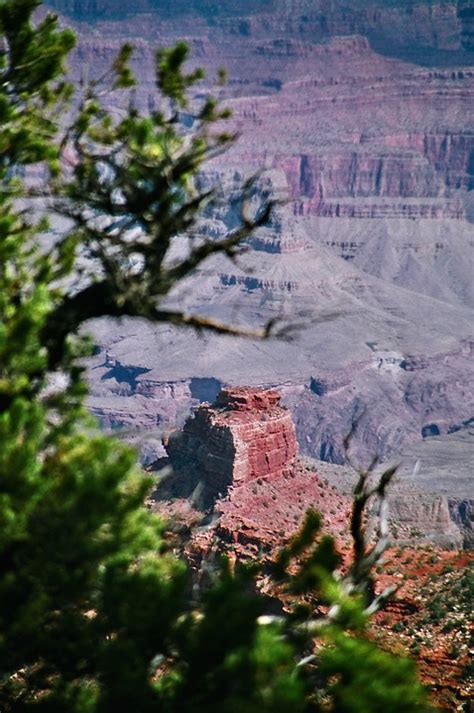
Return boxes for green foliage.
[0,0,74,176]
[158,562,305,713]
[0,2,434,712]
[319,631,429,713]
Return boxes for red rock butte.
[166,387,298,495]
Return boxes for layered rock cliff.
[151,387,353,551]
[45,1,474,223]
[46,0,474,57]
[166,387,298,497]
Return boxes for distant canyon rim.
[45,1,474,546]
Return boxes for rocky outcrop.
[388,491,463,549]
[150,388,353,555]
[152,389,469,551]
[166,387,298,496]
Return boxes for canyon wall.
[45,1,474,225]
[47,1,474,56]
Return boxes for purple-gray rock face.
[46,1,473,55]
[43,1,474,541]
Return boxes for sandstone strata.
[151,387,353,558]
[166,387,298,496]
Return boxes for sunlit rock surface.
[166,387,298,496]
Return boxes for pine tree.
[0,3,433,711]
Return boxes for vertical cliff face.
[459,0,474,50]
[289,133,474,202]
[166,387,298,496]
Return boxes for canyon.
[44,1,474,547]
[149,387,473,709]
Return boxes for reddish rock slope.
[152,388,352,545]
